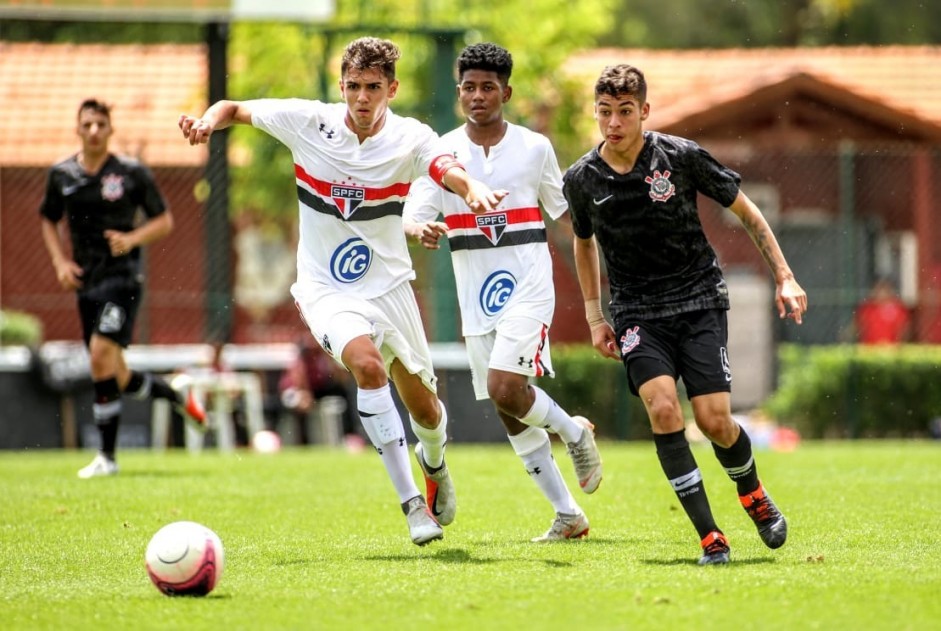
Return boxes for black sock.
[124,371,148,398]
[125,370,179,404]
[712,425,760,496]
[654,430,719,540]
[149,374,180,404]
[93,377,122,458]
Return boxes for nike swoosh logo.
[428,481,442,516]
[593,195,613,205]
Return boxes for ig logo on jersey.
[479,270,516,316]
[330,238,372,283]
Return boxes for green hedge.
[537,344,652,440]
[0,310,42,347]
[764,344,941,438]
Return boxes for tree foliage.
[221,0,617,219]
[5,0,940,218]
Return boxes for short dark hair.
[341,37,401,82]
[78,98,111,121]
[594,64,647,103]
[456,42,513,84]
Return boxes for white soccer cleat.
[401,495,444,546]
[531,511,590,543]
[77,453,119,479]
[566,416,603,494]
[414,443,457,526]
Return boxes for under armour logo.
[527,466,542,476]
[518,357,533,368]
[319,123,336,139]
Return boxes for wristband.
[429,155,464,191]
[585,298,607,328]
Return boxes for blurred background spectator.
[854,278,912,345]
[278,336,363,450]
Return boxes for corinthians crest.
[100,174,125,202]
[644,169,675,203]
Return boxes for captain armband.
[429,154,465,192]
[585,298,608,330]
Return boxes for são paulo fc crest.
[476,213,507,245]
[101,174,125,202]
[644,169,675,203]
[330,183,366,219]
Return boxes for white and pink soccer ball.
[251,429,282,454]
[145,521,224,596]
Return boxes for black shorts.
[614,309,732,399]
[77,278,141,348]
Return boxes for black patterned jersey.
[564,131,740,320]
[38,154,167,291]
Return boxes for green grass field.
[2,440,939,630]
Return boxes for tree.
[224,0,617,220]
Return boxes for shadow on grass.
[365,547,574,568]
[641,556,777,567]
[110,470,216,479]
[366,547,496,565]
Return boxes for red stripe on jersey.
[294,164,411,200]
[444,207,543,231]
[534,324,549,377]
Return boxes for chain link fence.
[2,143,940,348]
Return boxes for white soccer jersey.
[404,122,567,336]
[251,98,445,299]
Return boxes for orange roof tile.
[0,42,208,167]
[564,46,941,134]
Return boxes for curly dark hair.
[78,98,111,121]
[456,42,513,84]
[341,37,401,82]
[594,64,647,103]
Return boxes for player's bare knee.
[487,375,530,418]
[409,395,441,428]
[695,413,736,447]
[347,355,388,389]
[645,396,684,431]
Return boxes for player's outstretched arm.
[727,191,808,324]
[178,100,255,146]
[428,156,508,214]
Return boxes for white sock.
[409,400,447,469]
[358,385,420,503]
[508,426,580,515]
[520,386,582,444]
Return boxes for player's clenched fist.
[178,114,213,145]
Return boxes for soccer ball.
[145,521,224,596]
[251,429,282,454]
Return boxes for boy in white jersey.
[179,37,507,546]
[404,43,602,542]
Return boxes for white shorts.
[291,279,437,393]
[465,315,554,400]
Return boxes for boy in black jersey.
[39,98,206,478]
[565,65,808,564]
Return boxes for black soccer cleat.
[740,482,788,549]
[698,530,731,565]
